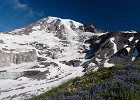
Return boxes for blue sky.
[0,0,140,32]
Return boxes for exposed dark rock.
[31,65,40,69]
[108,48,131,64]
[72,60,82,67]
[60,60,73,66]
[50,62,58,67]
[85,33,112,59]
[35,43,47,50]
[135,41,140,60]
[44,62,51,67]
[70,21,76,30]
[78,26,84,31]
[0,39,4,44]
[39,51,52,57]
[55,75,59,78]
[60,25,65,30]
[23,70,49,80]
[82,31,140,69]
[56,31,66,40]
[49,19,61,31]
[83,24,94,32]
[0,70,6,72]
[37,57,47,62]
[24,71,40,76]
[60,60,82,67]
[79,24,107,33]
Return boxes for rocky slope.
[0,16,139,100]
[82,31,140,71]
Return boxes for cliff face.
[82,31,140,71]
[0,49,36,67]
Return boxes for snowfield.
[0,31,86,99]
[0,61,84,100]
[0,17,86,100]
[0,17,112,100]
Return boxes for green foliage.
[132,61,140,66]
[70,65,121,92]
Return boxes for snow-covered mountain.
[0,16,106,100]
[0,16,140,100]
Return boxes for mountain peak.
[0,16,140,99]
[46,16,83,30]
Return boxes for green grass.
[27,79,74,100]
[69,65,122,91]
[132,61,140,66]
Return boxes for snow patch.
[124,45,128,48]
[128,37,134,41]
[135,39,139,43]
[93,67,98,71]
[89,63,96,66]
[123,31,137,33]
[32,26,40,30]
[126,47,131,52]
[104,60,114,68]
[94,32,108,36]
[95,58,102,63]
[110,37,117,53]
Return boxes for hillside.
[28,62,140,100]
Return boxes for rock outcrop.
[82,32,140,71]
[0,49,36,67]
